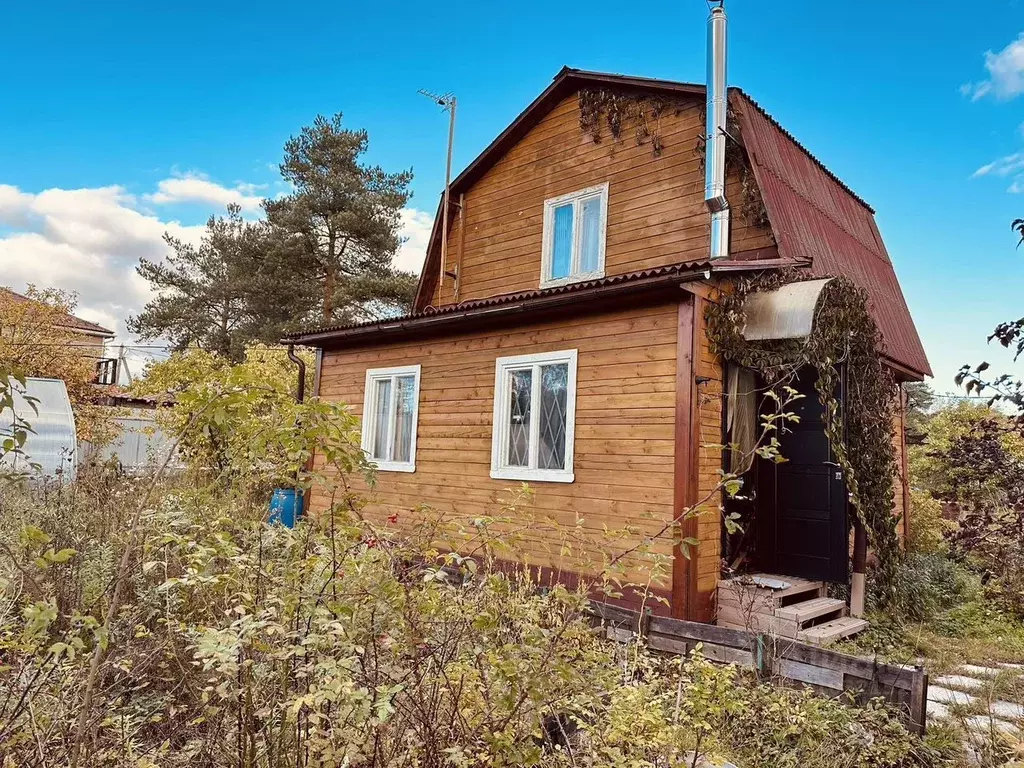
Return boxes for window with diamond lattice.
[490,350,578,483]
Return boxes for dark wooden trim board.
[673,295,700,621]
[900,384,912,540]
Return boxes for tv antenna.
[419,89,458,284]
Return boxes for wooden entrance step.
[716,573,867,645]
[798,616,869,645]
[776,596,846,624]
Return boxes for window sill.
[490,467,575,484]
[539,271,605,290]
[371,461,416,473]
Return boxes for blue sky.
[1,0,1022,391]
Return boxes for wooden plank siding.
[429,92,774,309]
[313,301,686,599]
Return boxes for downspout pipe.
[286,344,306,404]
[286,344,307,520]
[705,3,730,260]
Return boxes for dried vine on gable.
[693,104,771,230]
[706,272,903,604]
[577,89,771,230]
[578,88,689,157]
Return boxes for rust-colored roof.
[286,261,722,346]
[412,67,930,380]
[0,287,115,337]
[733,92,931,378]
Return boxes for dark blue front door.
[756,366,848,583]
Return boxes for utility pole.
[118,344,133,385]
[418,90,458,287]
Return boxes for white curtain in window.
[578,196,602,273]
[372,378,392,460]
[506,369,532,467]
[391,375,416,463]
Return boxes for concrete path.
[926,662,1023,764]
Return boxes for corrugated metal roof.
[285,261,717,344]
[735,92,931,379]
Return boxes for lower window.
[361,365,421,472]
[490,349,578,483]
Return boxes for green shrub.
[720,685,948,768]
[871,551,978,624]
[0,471,958,768]
[907,488,953,555]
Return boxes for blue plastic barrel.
[269,488,299,528]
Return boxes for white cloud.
[0,176,435,357]
[972,152,1024,178]
[147,171,265,212]
[0,183,204,347]
[971,151,1024,193]
[395,207,434,274]
[963,32,1024,101]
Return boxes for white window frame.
[490,349,578,483]
[540,182,609,288]
[360,364,421,473]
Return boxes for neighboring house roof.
[0,287,115,338]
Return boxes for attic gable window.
[361,365,421,472]
[540,183,609,288]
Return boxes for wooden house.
[285,12,929,640]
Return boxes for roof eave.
[290,263,715,348]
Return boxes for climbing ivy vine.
[706,272,904,604]
[578,88,688,156]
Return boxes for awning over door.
[741,278,833,341]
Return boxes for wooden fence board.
[587,601,928,734]
[648,615,756,650]
[778,659,844,689]
[774,640,921,691]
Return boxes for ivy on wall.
[577,89,771,230]
[706,271,903,603]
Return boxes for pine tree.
[129,205,310,361]
[264,114,416,324]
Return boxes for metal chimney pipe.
[705,3,730,260]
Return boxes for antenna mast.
[419,89,458,286]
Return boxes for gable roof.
[0,287,115,338]
[733,91,931,378]
[412,67,931,380]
